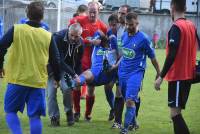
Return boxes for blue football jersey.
[118,31,155,77]
[91,31,118,70]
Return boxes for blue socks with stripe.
[29,116,42,134]
[124,106,136,129]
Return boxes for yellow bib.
[4,24,51,88]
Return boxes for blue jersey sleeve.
[107,29,112,37]
[93,31,101,40]
[143,38,155,59]
[109,35,117,50]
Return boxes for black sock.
[172,114,190,134]
[135,97,141,117]
[114,97,124,124]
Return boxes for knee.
[115,86,123,97]
[170,107,181,118]
[47,91,57,100]
[87,86,95,96]
[63,90,71,95]
[29,115,40,120]
[126,99,135,107]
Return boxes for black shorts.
[168,80,191,109]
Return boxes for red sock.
[73,89,81,113]
[81,84,87,98]
[85,95,95,117]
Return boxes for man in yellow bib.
[0,2,60,134]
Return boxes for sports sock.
[6,113,22,134]
[104,88,114,110]
[29,116,42,134]
[85,95,95,117]
[73,90,81,113]
[124,106,136,129]
[172,114,190,134]
[81,84,87,98]
[114,97,124,124]
[135,97,141,117]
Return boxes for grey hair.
[68,23,83,34]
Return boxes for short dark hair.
[100,35,109,48]
[126,12,138,21]
[108,13,118,23]
[120,5,132,13]
[26,1,44,22]
[73,12,79,17]
[77,4,88,13]
[171,0,186,12]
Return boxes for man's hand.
[109,64,117,72]
[90,39,101,46]
[73,74,81,86]
[154,76,163,91]
[0,69,5,78]
[54,80,60,89]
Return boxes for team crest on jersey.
[96,49,105,55]
[117,40,123,47]
[122,47,135,59]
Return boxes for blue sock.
[29,116,42,134]
[79,74,86,85]
[6,113,23,134]
[104,89,114,109]
[124,106,136,129]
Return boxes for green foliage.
[0,49,200,134]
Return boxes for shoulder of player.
[97,19,107,26]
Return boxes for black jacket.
[49,29,84,78]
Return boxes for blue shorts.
[4,84,46,117]
[119,71,144,102]
[90,68,117,86]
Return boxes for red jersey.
[69,16,107,71]
[165,19,197,81]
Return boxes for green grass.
[0,49,200,134]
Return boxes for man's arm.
[74,41,84,74]
[49,36,61,82]
[0,26,14,77]
[109,56,122,71]
[154,25,181,90]
[52,33,76,78]
[160,25,180,78]
[151,58,160,79]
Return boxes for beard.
[127,28,137,35]
[119,17,125,24]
